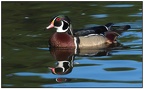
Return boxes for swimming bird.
[46,15,130,49]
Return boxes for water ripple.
[90,14,108,18]
[105,4,134,8]
[129,12,142,17]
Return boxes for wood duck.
[46,15,130,49]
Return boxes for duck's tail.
[109,25,131,34]
[105,31,119,44]
[104,23,131,43]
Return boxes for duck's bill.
[46,24,54,29]
[48,67,57,74]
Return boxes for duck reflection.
[48,42,122,75]
[48,42,124,82]
[49,48,75,75]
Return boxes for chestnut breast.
[49,33,75,48]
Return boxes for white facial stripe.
[56,21,69,32]
[63,20,70,30]
[56,21,67,32]
[63,20,69,24]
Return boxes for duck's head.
[46,15,73,34]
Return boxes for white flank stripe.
[74,37,77,54]
[104,25,109,31]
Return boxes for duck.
[46,15,130,49]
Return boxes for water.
[2,1,142,88]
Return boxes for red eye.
[56,18,61,21]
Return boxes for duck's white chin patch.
[56,28,68,32]
[56,21,68,32]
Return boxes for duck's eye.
[56,17,61,21]
[54,18,62,27]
